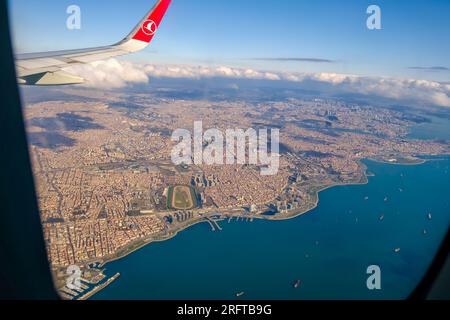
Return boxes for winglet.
[117,0,172,52]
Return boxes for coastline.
[100,218,210,266]
[83,156,436,299]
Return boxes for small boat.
[293,280,301,289]
[394,248,401,253]
[423,229,428,235]
[236,292,245,298]
[364,196,369,201]
[384,197,389,202]
[428,213,433,220]
[379,214,385,221]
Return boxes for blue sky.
[8,0,450,81]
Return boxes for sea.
[408,113,450,141]
[93,157,450,300]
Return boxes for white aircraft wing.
[15,0,171,85]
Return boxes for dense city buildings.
[23,88,450,294]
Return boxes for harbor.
[92,158,450,300]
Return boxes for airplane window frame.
[1,0,449,301]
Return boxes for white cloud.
[67,59,450,107]
[65,59,149,88]
[142,64,282,81]
[316,75,450,107]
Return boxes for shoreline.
[100,218,211,266]
[98,177,369,267]
[81,156,439,299]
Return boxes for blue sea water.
[93,158,450,300]
[408,114,450,141]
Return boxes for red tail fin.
[131,0,172,44]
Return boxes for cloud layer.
[66,59,149,88]
[66,59,450,107]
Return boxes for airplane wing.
[15,0,172,86]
